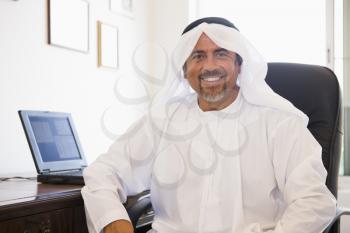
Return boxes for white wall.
[338,176,350,232]
[0,0,149,175]
[146,0,190,96]
[0,0,190,176]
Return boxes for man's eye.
[216,51,229,57]
[191,53,204,60]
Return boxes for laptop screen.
[19,110,87,173]
[29,116,81,162]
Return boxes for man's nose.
[203,55,218,70]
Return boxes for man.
[82,17,336,233]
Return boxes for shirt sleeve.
[81,115,157,233]
[243,116,336,233]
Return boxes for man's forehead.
[191,33,234,54]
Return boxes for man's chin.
[201,93,226,103]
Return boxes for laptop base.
[38,174,84,185]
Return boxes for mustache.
[199,68,227,79]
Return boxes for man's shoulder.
[246,101,300,119]
[243,102,306,131]
[167,93,197,105]
[165,93,197,112]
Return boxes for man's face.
[184,33,241,109]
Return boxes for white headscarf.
[152,19,308,126]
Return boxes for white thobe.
[81,91,336,233]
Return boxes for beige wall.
[0,0,189,175]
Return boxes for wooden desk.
[0,179,153,233]
[0,179,87,233]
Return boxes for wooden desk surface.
[0,179,84,222]
[0,179,82,206]
[0,179,153,233]
[0,179,87,233]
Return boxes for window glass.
[197,0,326,65]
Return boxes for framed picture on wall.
[48,0,89,53]
[110,0,134,19]
[97,21,119,70]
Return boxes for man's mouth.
[201,75,222,81]
[200,75,225,86]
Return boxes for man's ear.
[183,63,188,79]
[234,53,243,74]
[234,61,241,74]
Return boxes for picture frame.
[97,21,119,70]
[110,0,134,19]
[48,0,89,53]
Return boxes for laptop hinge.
[42,169,50,175]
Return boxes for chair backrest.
[265,63,342,196]
[265,62,342,233]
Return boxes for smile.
[200,75,224,82]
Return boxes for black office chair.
[127,62,350,233]
[265,62,350,233]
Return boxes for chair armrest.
[126,192,152,228]
[323,207,350,233]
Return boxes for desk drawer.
[0,208,74,233]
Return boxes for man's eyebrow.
[214,48,229,53]
[190,48,230,57]
[190,50,205,55]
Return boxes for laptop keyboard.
[56,170,83,177]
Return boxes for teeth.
[202,76,221,82]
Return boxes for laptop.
[18,110,87,185]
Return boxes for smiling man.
[184,33,241,111]
[82,17,336,233]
